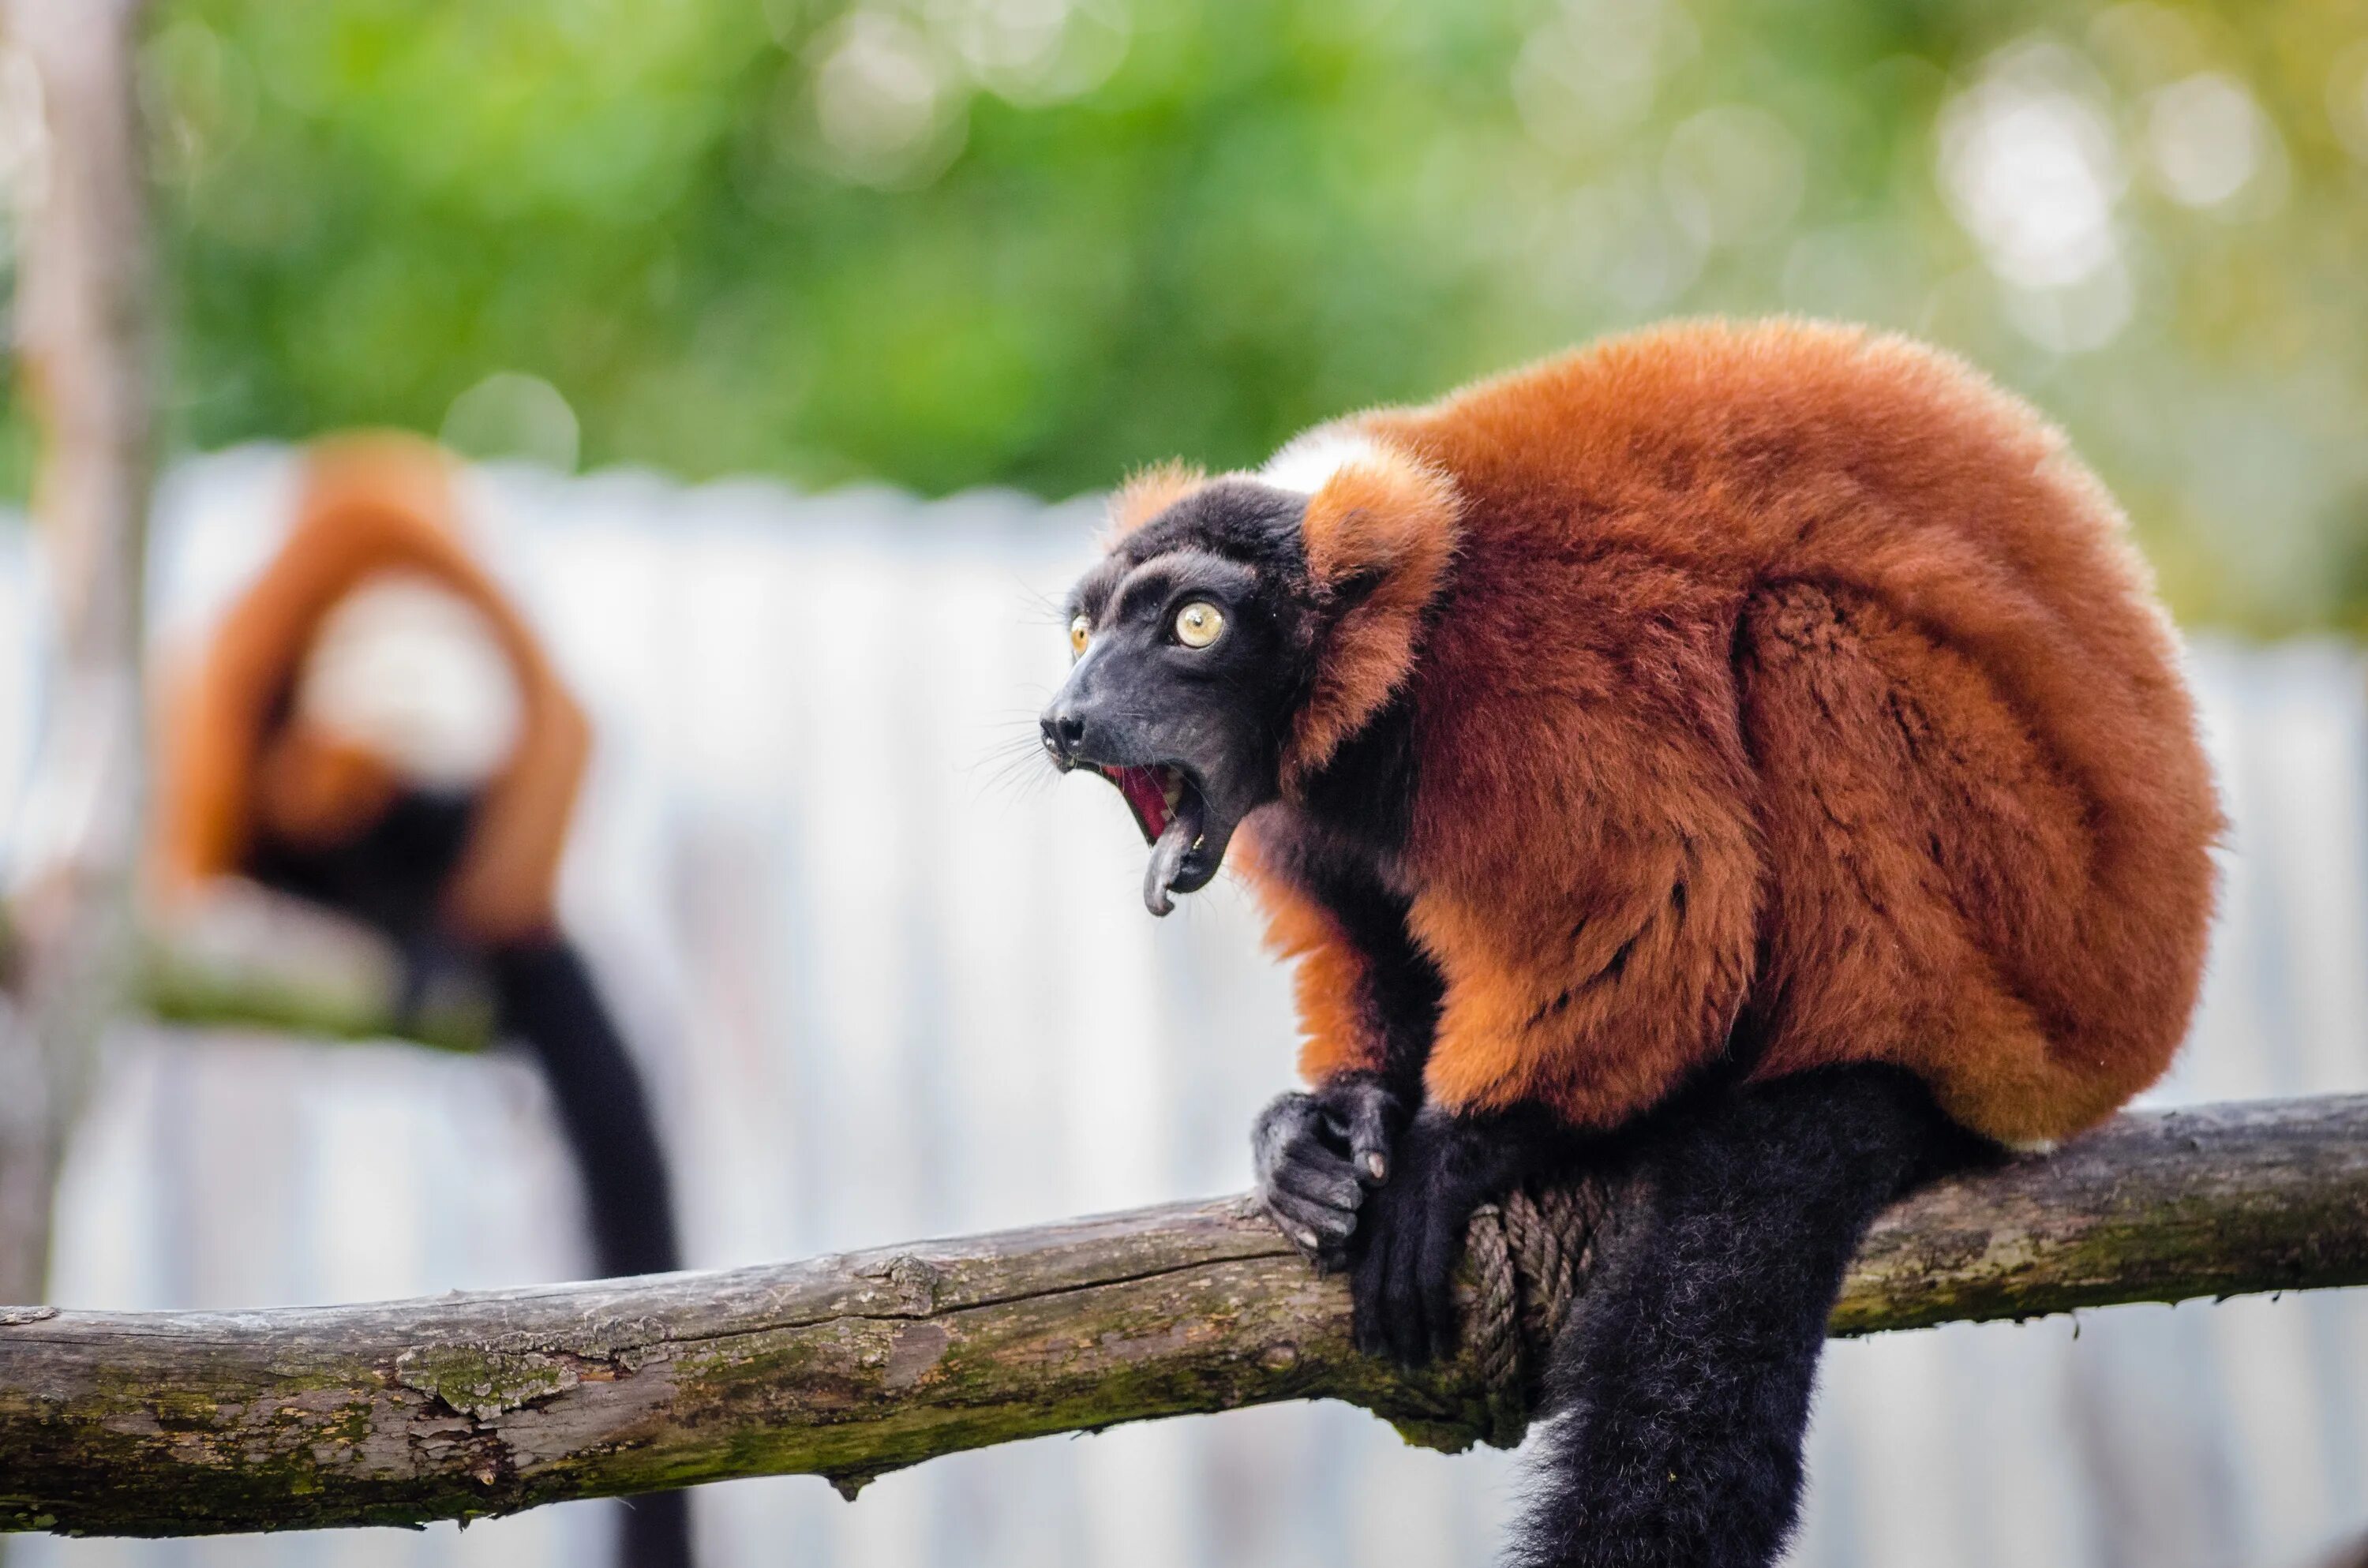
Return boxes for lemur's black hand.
[1351,1107,1508,1367]
[1252,1073,1402,1271]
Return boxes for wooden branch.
[0,0,159,1305]
[2,884,496,1055]
[138,881,494,1054]
[2,1095,2363,1537]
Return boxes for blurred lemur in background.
[1041,321,2220,1568]
[154,436,690,1568]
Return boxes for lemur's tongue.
[1143,780,1208,917]
[1111,765,1171,842]
[1096,762,1208,916]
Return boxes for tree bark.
[0,0,157,1307]
[2,1094,2363,1537]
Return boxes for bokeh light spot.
[440,372,583,473]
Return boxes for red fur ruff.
[1221,320,2219,1145]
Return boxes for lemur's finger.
[1328,1088,1396,1186]
[1351,1211,1394,1357]
[1250,1092,1325,1184]
[1345,1098,1392,1184]
[1259,1196,1321,1258]
[1267,1154,1363,1213]
[1392,1191,1438,1366]
[1420,1207,1463,1364]
[1354,1189,1430,1366]
[1381,1226,1429,1366]
[1263,1188,1355,1256]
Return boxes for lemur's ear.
[1106,458,1208,537]
[1264,426,1461,784]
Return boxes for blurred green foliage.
[22,0,2368,628]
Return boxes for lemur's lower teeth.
[1163,770,1184,812]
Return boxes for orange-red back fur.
[1216,321,2218,1145]
[154,433,590,947]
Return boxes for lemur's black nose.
[1042,709,1087,762]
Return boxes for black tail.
[491,938,683,1279]
[489,937,691,1568]
[1509,1065,1977,1568]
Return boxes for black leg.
[1508,1065,1978,1568]
[1349,1104,1555,1366]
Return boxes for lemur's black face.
[1043,480,1319,915]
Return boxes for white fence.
[5,448,2365,1568]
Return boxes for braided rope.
[1465,1203,1522,1395]
[1462,1176,1623,1447]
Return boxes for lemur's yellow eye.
[1068,614,1092,657]
[1174,601,1225,649]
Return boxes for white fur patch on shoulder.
[298,571,523,790]
[1257,426,1384,496]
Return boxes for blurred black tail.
[490,937,690,1568]
[1509,1065,1976,1568]
[492,937,683,1278]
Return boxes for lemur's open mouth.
[1081,762,1220,915]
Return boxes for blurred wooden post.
[0,0,156,1306]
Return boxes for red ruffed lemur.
[152,436,690,1568]
[1040,320,2219,1568]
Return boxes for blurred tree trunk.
[0,0,155,1308]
